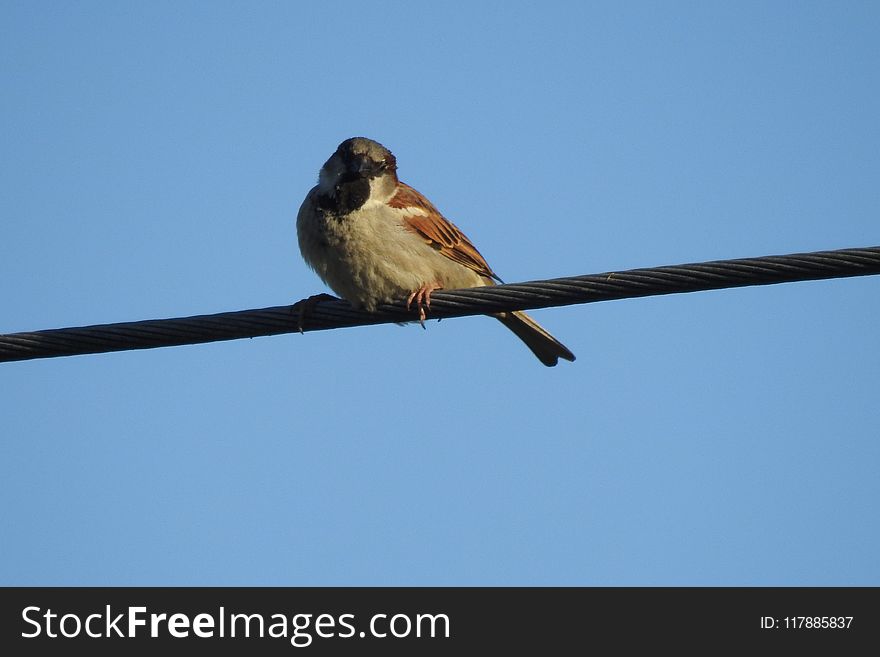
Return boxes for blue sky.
[1,1,878,585]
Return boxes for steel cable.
[1,245,878,363]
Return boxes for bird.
[296,137,575,366]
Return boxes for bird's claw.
[406,284,441,328]
[292,293,337,333]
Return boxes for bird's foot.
[406,283,442,328]
[292,293,337,333]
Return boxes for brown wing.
[390,182,500,281]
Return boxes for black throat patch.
[318,177,371,216]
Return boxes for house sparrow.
[296,137,575,366]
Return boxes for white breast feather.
[297,188,485,311]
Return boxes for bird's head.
[317,137,398,213]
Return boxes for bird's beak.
[348,154,385,178]
[346,154,369,175]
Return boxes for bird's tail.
[494,310,576,367]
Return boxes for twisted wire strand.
[2,245,878,363]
